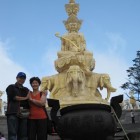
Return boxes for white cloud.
[105,32,127,54]
[94,52,128,99]
[0,40,30,101]
[92,32,129,100]
[41,43,59,76]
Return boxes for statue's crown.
[64,0,82,33]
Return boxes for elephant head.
[99,74,116,101]
[66,65,85,97]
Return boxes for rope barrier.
[111,107,130,140]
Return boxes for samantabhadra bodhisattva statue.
[41,0,122,139]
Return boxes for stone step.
[0,116,8,139]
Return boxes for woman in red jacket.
[28,77,48,140]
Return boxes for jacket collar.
[15,82,24,88]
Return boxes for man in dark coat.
[6,72,29,140]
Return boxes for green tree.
[121,50,140,101]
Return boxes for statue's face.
[67,3,78,16]
[69,23,78,32]
[67,8,72,16]
[69,67,81,81]
[70,69,80,75]
[67,9,78,16]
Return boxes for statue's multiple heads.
[64,0,82,33]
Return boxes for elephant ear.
[99,76,104,90]
[79,70,85,82]
[66,71,73,92]
[66,71,72,85]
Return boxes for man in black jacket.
[6,72,29,140]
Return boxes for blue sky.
[0,0,140,101]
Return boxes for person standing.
[130,110,135,124]
[6,72,29,140]
[28,77,48,140]
[0,132,6,140]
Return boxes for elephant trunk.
[72,81,79,97]
[105,87,117,101]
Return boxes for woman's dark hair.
[29,77,41,85]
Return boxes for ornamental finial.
[69,0,75,3]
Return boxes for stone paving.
[0,110,140,140]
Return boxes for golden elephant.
[86,73,116,101]
[66,65,85,97]
[40,71,116,103]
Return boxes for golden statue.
[129,90,136,109]
[41,0,116,108]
